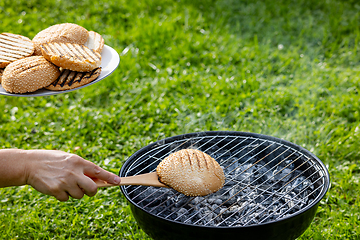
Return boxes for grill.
[120,131,330,240]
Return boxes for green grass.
[1,0,360,239]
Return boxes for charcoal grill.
[119,131,330,240]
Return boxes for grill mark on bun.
[53,43,66,57]
[0,42,33,53]
[62,70,75,86]
[20,63,42,71]
[40,42,101,72]
[0,33,34,68]
[0,34,33,50]
[186,151,193,167]
[73,70,95,85]
[71,72,87,86]
[51,69,69,87]
[156,149,226,196]
[11,62,43,75]
[65,71,82,87]
[0,53,19,62]
[0,45,33,57]
[32,23,89,56]
[200,152,209,170]
[194,151,201,169]
[42,43,62,58]
[81,45,98,62]
[46,67,101,91]
[62,43,79,60]
[71,44,86,61]
[40,44,50,55]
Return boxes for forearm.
[0,149,28,187]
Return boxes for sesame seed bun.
[156,149,225,196]
[0,33,35,68]
[32,23,89,55]
[0,68,4,84]
[40,42,101,72]
[84,31,104,54]
[2,56,60,93]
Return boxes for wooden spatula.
[95,172,168,188]
[95,149,225,196]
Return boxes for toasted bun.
[0,68,4,84]
[84,31,104,54]
[45,67,101,91]
[40,42,101,72]
[32,23,89,55]
[2,56,60,93]
[156,149,225,196]
[0,33,35,68]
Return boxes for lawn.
[1,0,360,239]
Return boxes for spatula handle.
[95,172,168,188]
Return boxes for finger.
[54,192,70,202]
[77,176,98,197]
[66,187,85,200]
[83,161,120,185]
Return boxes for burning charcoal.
[252,166,270,183]
[215,149,232,160]
[291,175,314,195]
[221,205,241,220]
[207,197,223,205]
[293,169,302,176]
[230,164,255,184]
[229,185,242,198]
[246,212,260,225]
[164,197,174,207]
[223,157,241,173]
[292,175,305,189]
[303,178,314,191]
[191,196,203,205]
[284,159,295,169]
[239,201,256,215]
[215,185,231,196]
[298,191,309,205]
[175,208,189,222]
[212,205,226,215]
[207,144,220,154]
[131,187,168,207]
[219,185,232,194]
[208,204,218,211]
[162,207,177,217]
[273,166,292,182]
[253,192,266,204]
[195,208,215,225]
[172,195,191,208]
[242,190,258,202]
[277,206,288,216]
[284,193,296,208]
[257,193,275,206]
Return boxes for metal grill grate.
[122,133,327,227]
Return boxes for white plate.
[0,45,120,97]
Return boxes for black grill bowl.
[119,131,330,240]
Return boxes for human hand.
[22,150,120,201]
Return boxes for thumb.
[84,162,120,185]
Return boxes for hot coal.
[127,146,321,227]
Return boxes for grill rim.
[119,131,330,229]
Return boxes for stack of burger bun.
[0,23,105,94]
